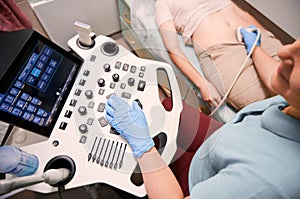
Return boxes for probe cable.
[209,28,261,117]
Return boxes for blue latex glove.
[105,95,154,158]
[240,25,261,54]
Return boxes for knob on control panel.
[78,106,87,115]
[85,90,93,99]
[97,78,105,87]
[103,63,111,72]
[79,124,88,133]
[112,74,119,82]
[128,78,135,86]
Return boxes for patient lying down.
[155,0,283,111]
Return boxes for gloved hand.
[105,95,154,158]
[240,25,261,54]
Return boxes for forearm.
[138,147,185,199]
[252,47,280,93]
[169,50,222,106]
[158,21,215,102]
[105,95,187,198]
[169,51,206,90]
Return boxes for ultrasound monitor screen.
[0,30,82,137]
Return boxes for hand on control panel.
[105,95,154,158]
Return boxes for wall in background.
[30,0,121,50]
[245,0,300,39]
[14,0,48,38]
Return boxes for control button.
[139,72,144,78]
[41,73,50,82]
[20,93,31,101]
[52,140,59,147]
[120,83,126,89]
[37,80,46,90]
[59,122,68,130]
[121,92,131,99]
[74,89,82,96]
[9,88,19,96]
[90,55,96,62]
[98,116,108,127]
[22,112,32,121]
[37,108,48,117]
[130,65,137,73]
[11,107,22,116]
[0,103,10,112]
[110,127,120,135]
[115,61,121,69]
[49,60,58,68]
[140,66,146,72]
[64,110,72,118]
[16,100,26,109]
[27,104,37,113]
[103,63,111,72]
[83,70,90,76]
[14,81,24,89]
[128,78,135,86]
[4,95,14,104]
[134,99,143,109]
[78,106,87,115]
[31,97,41,105]
[26,75,37,84]
[33,116,44,125]
[79,135,87,144]
[88,101,95,108]
[43,47,52,56]
[79,124,88,133]
[112,74,119,82]
[86,118,94,125]
[101,42,119,56]
[97,78,105,87]
[110,83,116,89]
[137,80,146,91]
[70,99,77,107]
[34,117,44,126]
[97,102,105,112]
[98,88,105,95]
[85,90,93,99]
[122,63,129,71]
[45,66,54,75]
[79,79,86,86]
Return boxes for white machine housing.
[17,34,182,197]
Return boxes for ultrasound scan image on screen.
[0,30,83,137]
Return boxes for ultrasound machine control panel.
[0,29,182,197]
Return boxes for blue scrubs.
[188,95,300,198]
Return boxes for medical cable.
[209,27,261,117]
[0,168,70,194]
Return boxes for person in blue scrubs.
[105,37,300,198]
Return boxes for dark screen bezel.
[0,31,83,137]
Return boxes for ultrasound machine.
[0,23,182,197]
